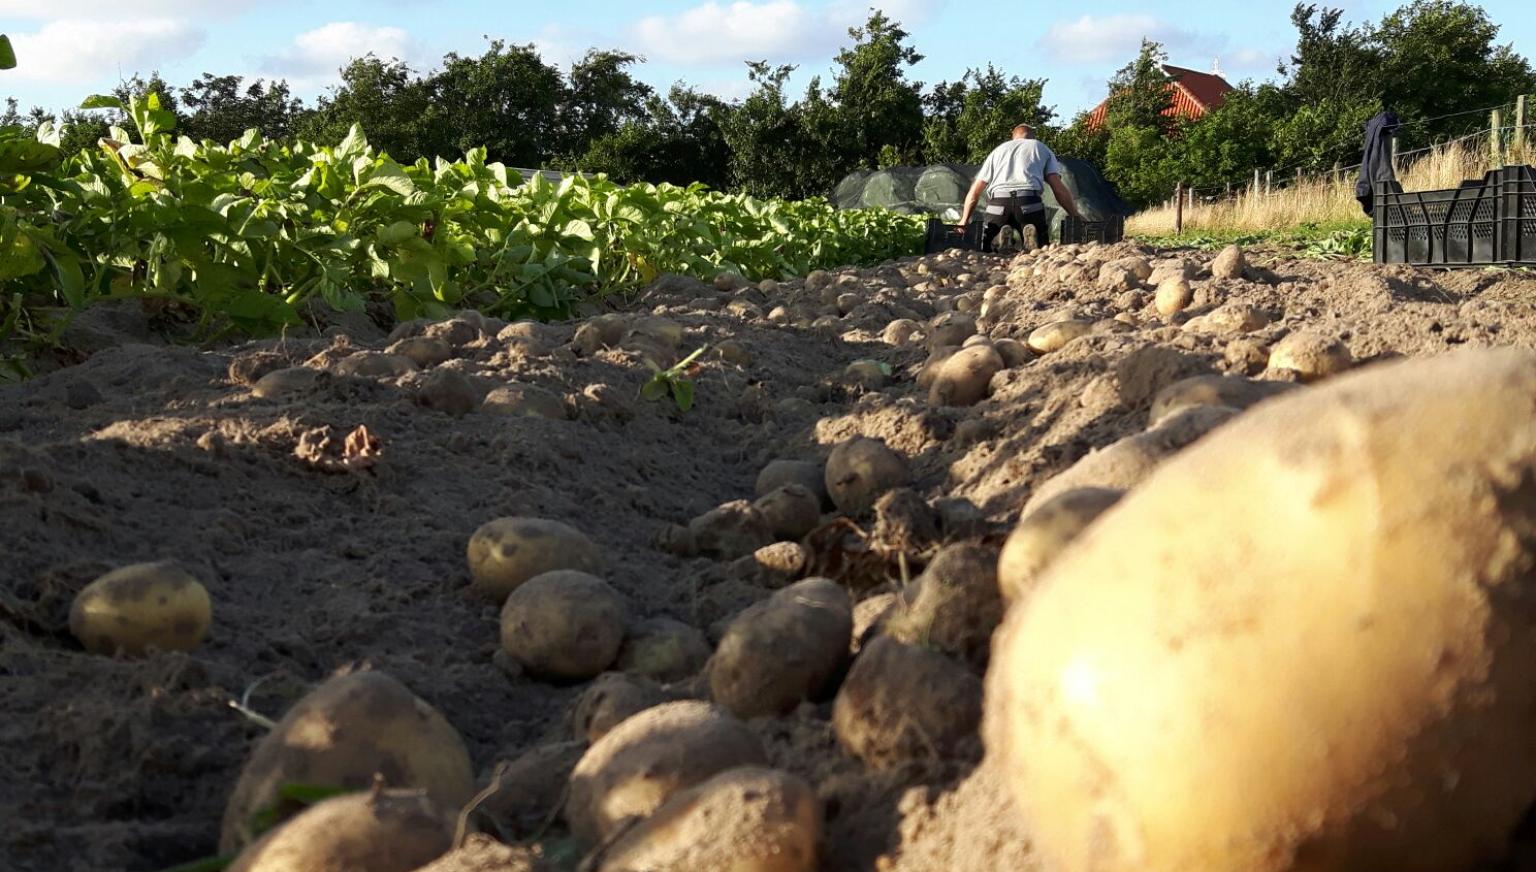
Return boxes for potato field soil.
[10,240,1536,872]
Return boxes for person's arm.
[958,178,987,229]
[1046,173,1082,219]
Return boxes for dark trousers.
[982,191,1050,252]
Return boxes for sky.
[2,0,1533,122]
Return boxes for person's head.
[1011,124,1035,140]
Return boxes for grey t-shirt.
[976,139,1063,197]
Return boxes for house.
[1086,63,1235,129]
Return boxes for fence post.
[1265,170,1273,195]
[1333,162,1341,183]
[1296,168,1303,186]
[1390,134,1398,172]
[1492,109,1504,166]
[1516,95,1527,155]
[1174,181,1184,235]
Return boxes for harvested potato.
[886,543,1002,669]
[481,384,567,420]
[715,339,751,366]
[929,344,1004,407]
[833,636,983,768]
[389,336,453,369]
[478,741,585,838]
[826,437,910,516]
[423,318,483,348]
[617,617,712,683]
[1268,331,1353,382]
[228,351,287,386]
[883,319,919,345]
[850,592,898,654]
[987,348,1536,872]
[227,788,452,872]
[927,311,977,348]
[631,316,683,349]
[335,351,418,379]
[501,571,628,682]
[844,360,890,390]
[1154,277,1193,316]
[252,366,321,400]
[220,671,475,852]
[992,338,1034,368]
[1210,243,1246,278]
[595,767,820,872]
[915,346,960,391]
[753,484,823,540]
[415,368,479,416]
[1024,405,1237,513]
[69,561,211,656]
[1112,346,1212,409]
[755,459,828,506]
[575,315,626,354]
[467,516,603,602]
[566,700,767,844]
[997,487,1123,605]
[1028,319,1092,354]
[871,488,941,553]
[687,500,774,560]
[1148,374,1296,427]
[707,578,852,718]
[572,672,671,742]
[728,542,811,588]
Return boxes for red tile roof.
[1085,64,1235,129]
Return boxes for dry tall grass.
[1128,139,1536,237]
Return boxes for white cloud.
[1040,14,1212,65]
[6,19,204,85]
[1220,47,1281,74]
[0,0,254,18]
[633,1,829,65]
[259,22,421,84]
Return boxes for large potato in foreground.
[69,561,211,656]
[708,578,852,718]
[596,767,820,872]
[566,700,767,845]
[467,517,603,602]
[227,788,452,872]
[986,349,1536,872]
[220,671,475,852]
[501,571,628,682]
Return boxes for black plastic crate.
[1060,215,1125,245]
[1373,173,1499,266]
[923,218,983,254]
[1497,165,1536,265]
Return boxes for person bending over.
[957,124,1082,252]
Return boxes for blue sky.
[2,1,1532,123]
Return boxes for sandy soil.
[6,242,1536,872]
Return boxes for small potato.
[993,338,1034,368]
[389,336,453,368]
[423,318,483,348]
[335,351,419,379]
[753,485,823,540]
[220,671,475,852]
[883,319,920,345]
[851,592,898,654]
[707,578,852,718]
[617,617,712,683]
[844,360,890,390]
[1154,277,1193,316]
[575,315,626,354]
[481,384,567,420]
[1028,319,1093,354]
[227,788,452,872]
[566,700,767,844]
[916,346,960,391]
[928,344,1004,407]
[886,543,1002,670]
[688,500,775,560]
[826,437,910,516]
[715,339,752,366]
[228,351,287,386]
[252,366,321,400]
[631,316,684,349]
[755,459,828,506]
[927,311,977,348]
[69,561,211,656]
[998,487,1123,605]
[1023,405,1237,514]
[833,636,982,768]
[479,741,585,837]
[415,369,479,416]
[728,542,811,589]
[1148,374,1296,427]
[572,672,671,742]
[467,517,603,602]
[501,571,628,682]
[597,767,820,872]
[1268,331,1353,382]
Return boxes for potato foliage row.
[0,93,923,336]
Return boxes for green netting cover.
[833,169,873,210]
[859,168,924,213]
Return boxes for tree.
[1283,5,1383,109]
[920,79,968,163]
[829,11,924,168]
[559,50,653,156]
[420,41,564,166]
[295,56,431,159]
[575,85,731,188]
[1098,41,1178,208]
[179,74,301,143]
[1168,85,1283,191]
[953,66,1052,163]
[719,62,805,198]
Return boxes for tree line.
[4,2,1533,209]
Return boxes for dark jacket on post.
[1356,111,1401,216]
